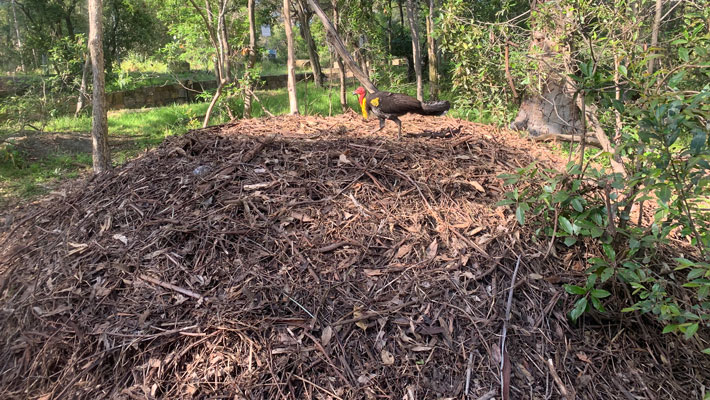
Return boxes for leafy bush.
[498,87,710,351]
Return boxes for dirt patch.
[0,113,707,399]
[2,130,140,160]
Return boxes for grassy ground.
[0,79,505,207]
[1,102,213,205]
[0,81,362,206]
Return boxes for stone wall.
[106,80,219,110]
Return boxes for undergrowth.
[498,89,710,354]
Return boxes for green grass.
[233,81,359,117]
[1,102,217,206]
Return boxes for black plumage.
[353,87,450,138]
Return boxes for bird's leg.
[393,117,402,139]
[370,118,385,135]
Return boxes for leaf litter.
[0,113,707,399]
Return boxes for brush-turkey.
[352,86,450,138]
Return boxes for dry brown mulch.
[1,113,707,399]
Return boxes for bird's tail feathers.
[421,100,451,116]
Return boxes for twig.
[242,135,275,163]
[286,293,316,319]
[139,274,203,300]
[546,358,574,399]
[500,255,521,400]
[245,87,275,117]
[465,351,473,396]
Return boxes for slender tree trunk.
[387,0,393,54]
[88,0,111,173]
[218,1,230,81]
[332,0,348,112]
[198,0,231,127]
[406,0,423,101]
[397,0,404,26]
[614,54,622,142]
[244,0,257,118]
[426,0,438,99]
[647,0,663,75]
[75,54,91,117]
[203,82,225,127]
[307,0,377,93]
[65,14,75,38]
[284,0,299,114]
[296,1,323,87]
[330,0,347,111]
[11,0,24,72]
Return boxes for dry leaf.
[576,352,592,364]
[364,269,384,277]
[411,346,432,352]
[112,234,128,245]
[381,349,395,365]
[405,224,421,233]
[321,326,333,347]
[468,180,485,193]
[395,244,413,259]
[466,226,485,236]
[353,307,368,331]
[426,239,438,259]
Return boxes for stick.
[465,351,473,396]
[242,135,275,163]
[139,274,203,300]
[500,255,521,400]
[546,358,574,399]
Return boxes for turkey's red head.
[352,86,366,102]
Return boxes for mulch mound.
[1,113,707,399]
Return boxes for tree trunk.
[244,0,257,118]
[509,2,624,176]
[217,0,230,81]
[307,0,378,93]
[331,0,348,112]
[387,0,393,54]
[509,4,583,142]
[192,0,231,127]
[11,0,24,72]
[295,0,323,87]
[397,0,404,26]
[75,54,91,117]
[647,0,663,75]
[406,0,423,101]
[88,0,111,173]
[426,0,438,99]
[284,0,299,114]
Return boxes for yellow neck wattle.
[360,97,368,119]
